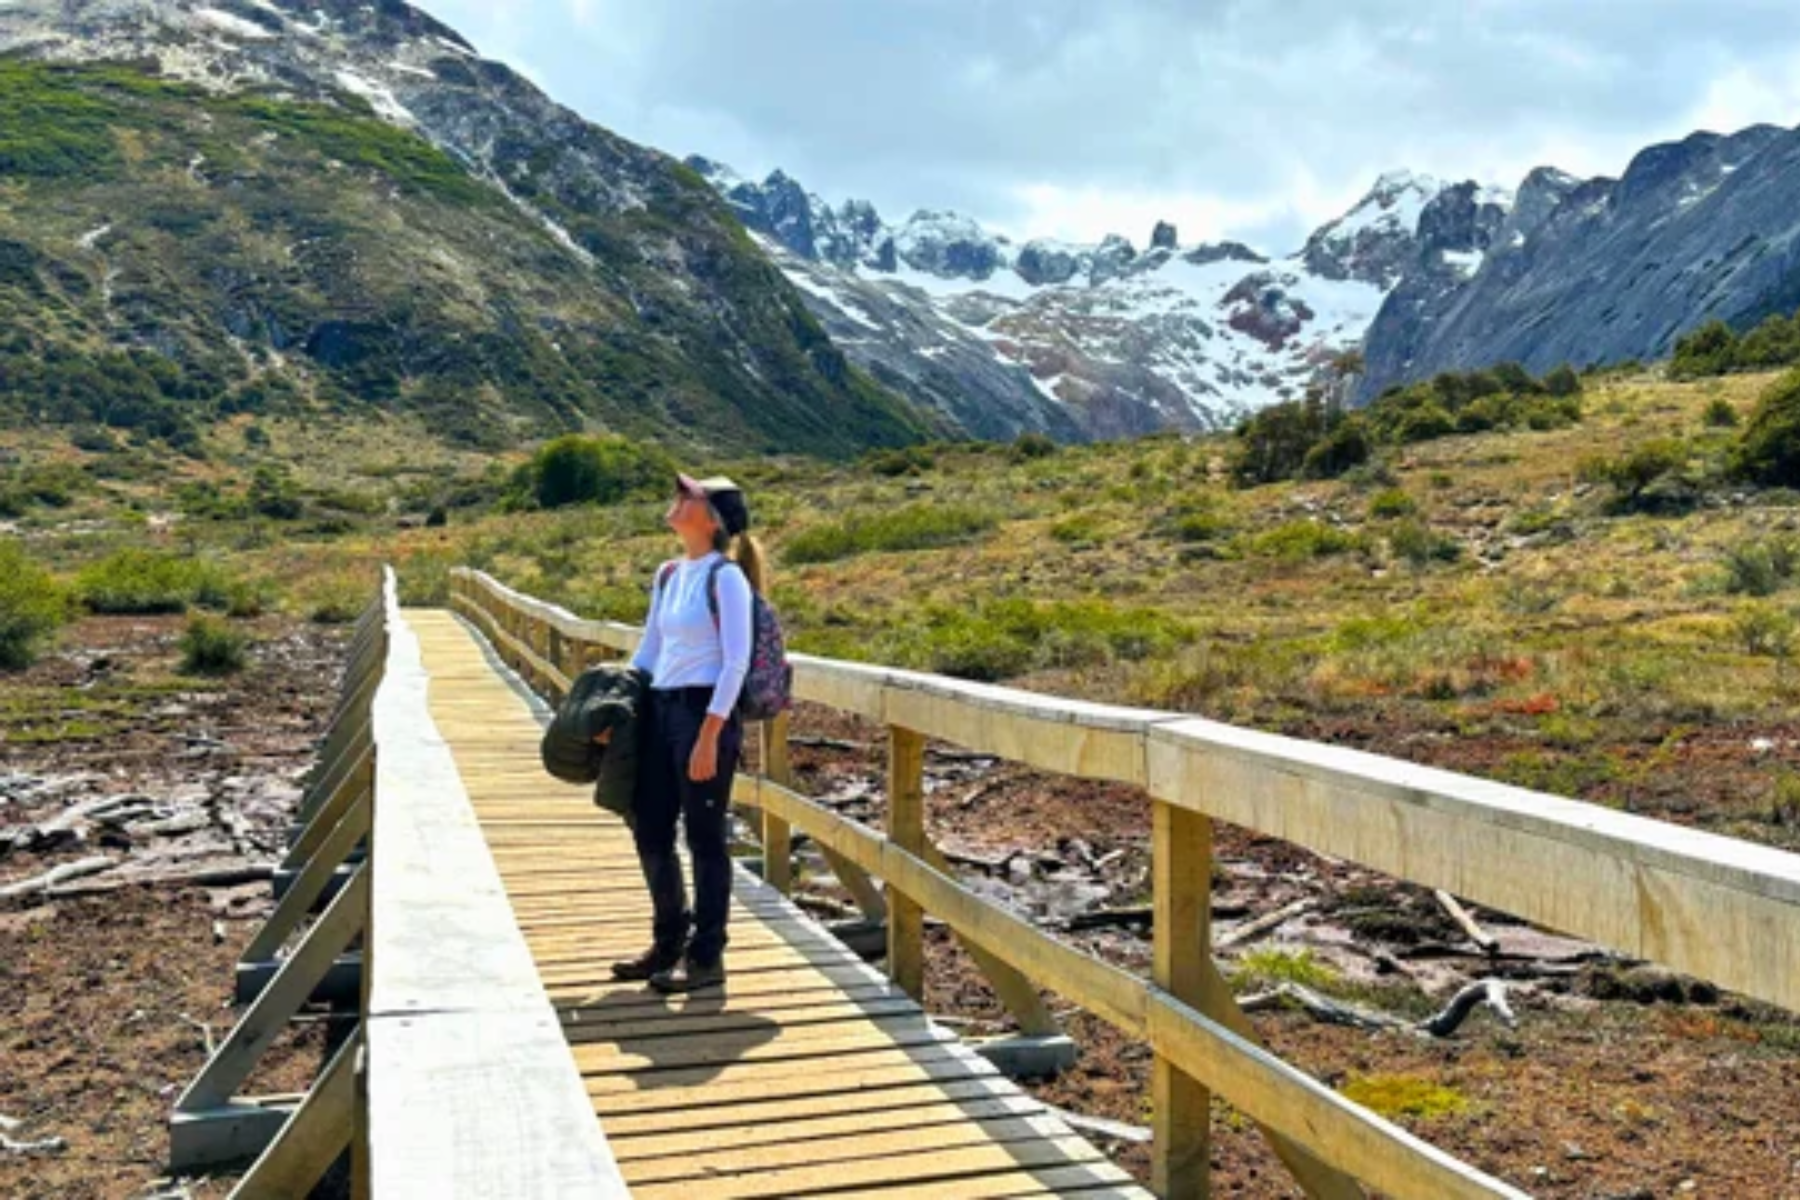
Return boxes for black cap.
[677,472,750,536]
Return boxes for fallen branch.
[131,811,211,839]
[1433,890,1498,955]
[1422,979,1517,1037]
[1,1132,66,1157]
[1042,1103,1152,1145]
[1216,897,1317,950]
[179,1013,217,1058]
[45,861,273,898]
[0,856,115,900]
[1240,978,1517,1039]
[788,736,867,753]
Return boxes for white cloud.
[410,0,1800,251]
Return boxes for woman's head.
[667,473,767,591]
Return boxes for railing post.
[887,725,926,1000]
[1153,800,1214,1198]
[762,713,794,894]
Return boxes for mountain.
[691,159,1473,438]
[0,0,935,457]
[1358,126,1800,399]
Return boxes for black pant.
[632,687,741,965]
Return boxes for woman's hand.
[688,732,719,782]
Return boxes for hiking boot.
[649,956,725,994]
[610,943,685,982]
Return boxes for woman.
[612,473,765,993]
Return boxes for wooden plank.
[230,1029,360,1199]
[1152,802,1210,1199]
[366,1011,627,1199]
[1147,718,1800,1012]
[243,789,372,965]
[584,1044,998,1108]
[568,1013,959,1073]
[887,725,926,1000]
[599,1074,1031,1136]
[179,868,369,1113]
[626,1134,1112,1200]
[762,715,794,894]
[610,1094,1047,1162]
[833,1164,1150,1199]
[623,1114,1088,1184]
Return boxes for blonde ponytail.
[731,533,769,595]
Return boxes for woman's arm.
[705,564,754,720]
[630,563,670,677]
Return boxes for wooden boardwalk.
[407,609,1151,1199]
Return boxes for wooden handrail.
[447,564,1800,1199]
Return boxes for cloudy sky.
[419,0,1800,253]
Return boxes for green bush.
[782,503,996,564]
[179,615,247,675]
[1703,397,1741,428]
[1387,519,1463,567]
[298,571,377,624]
[1244,520,1364,561]
[1730,368,1800,488]
[1723,539,1800,597]
[0,541,67,669]
[74,549,233,614]
[895,596,1193,681]
[516,435,674,509]
[1010,432,1057,461]
[1731,604,1795,658]
[1591,437,1695,510]
[864,445,936,477]
[1670,319,1741,379]
[1367,488,1417,519]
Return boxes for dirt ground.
[2,615,347,1200]
[5,618,1799,1198]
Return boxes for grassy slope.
[0,59,929,457]
[8,368,1799,855]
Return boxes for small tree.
[0,541,67,670]
[1542,364,1583,397]
[1730,368,1800,487]
[1670,319,1739,379]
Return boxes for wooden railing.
[170,570,628,1198]
[451,565,1800,1200]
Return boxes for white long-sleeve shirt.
[630,552,753,719]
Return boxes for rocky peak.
[1183,241,1267,268]
[1088,234,1137,284]
[1151,221,1178,251]
[1301,169,1448,288]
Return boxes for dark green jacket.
[539,665,647,822]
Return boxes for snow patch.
[1444,249,1484,276]
[387,61,437,80]
[195,7,276,39]
[77,224,112,250]
[334,69,413,124]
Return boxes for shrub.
[1231,947,1339,991]
[179,615,247,675]
[865,445,936,477]
[1592,438,1692,509]
[74,549,231,614]
[1723,539,1799,597]
[1542,364,1583,397]
[1670,319,1740,379]
[1703,397,1741,429]
[1729,368,1800,488]
[1387,519,1462,567]
[782,503,996,564]
[1010,432,1057,461]
[1301,416,1373,479]
[1234,400,1330,486]
[1367,488,1417,519]
[518,435,674,509]
[1245,520,1364,561]
[298,571,376,624]
[895,597,1192,682]
[1731,604,1795,658]
[0,541,67,670]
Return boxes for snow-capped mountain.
[693,159,1498,438]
